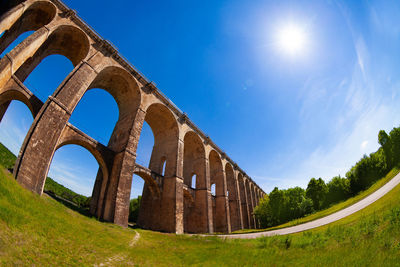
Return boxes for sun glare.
[276,24,307,56]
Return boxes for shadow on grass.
[44,191,92,218]
[45,191,144,230]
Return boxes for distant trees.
[255,125,400,229]
[254,186,313,228]
[325,176,350,206]
[306,178,327,210]
[129,196,142,223]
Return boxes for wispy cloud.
[255,3,400,193]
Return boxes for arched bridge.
[0,0,265,234]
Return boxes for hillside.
[0,165,400,266]
[0,142,90,208]
[0,143,16,170]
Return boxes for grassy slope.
[1,166,400,266]
[0,142,88,208]
[0,143,16,170]
[234,167,400,234]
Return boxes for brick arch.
[225,163,241,231]
[182,130,208,233]
[133,169,161,199]
[183,131,206,188]
[209,150,224,195]
[86,66,141,151]
[55,139,110,187]
[0,1,56,55]
[144,103,179,176]
[14,24,90,83]
[0,86,42,119]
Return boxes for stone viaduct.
[0,0,266,234]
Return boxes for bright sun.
[276,24,307,56]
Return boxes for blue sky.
[2,0,400,198]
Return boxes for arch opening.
[0,30,33,58]
[211,183,216,196]
[0,1,56,55]
[68,88,119,144]
[22,54,74,103]
[46,143,107,215]
[144,103,179,176]
[0,100,33,171]
[161,157,166,176]
[14,25,90,89]
[191,174,196,189]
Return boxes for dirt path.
[95,230,140,266]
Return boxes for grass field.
[1,165,400,266]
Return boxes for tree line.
[254,126,400,228]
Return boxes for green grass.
[233,167,400,234]
[0,142,16,170]
[1,165,400,266]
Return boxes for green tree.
[306,178,328,210]
[347,150,387,194]
[389,127,400,165]
[129,196,142,223]
[254,195,273,228]
[378,130,392,168]
[325,176,350,206]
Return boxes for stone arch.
[226,163,241,231]
[182,130,208,233]
[137,102,180,231]
[209,150,224,195]
[39,131,111,213]
[238,173,249,229]
[14,24,90,83]
[0,1,57,55]
[133,169,161,199]
[209,150,228,232]
[86,66,141,151]
[183,131,206,188]
[144,103,179,176]
[0,86,42,119]
[55,140,109,188]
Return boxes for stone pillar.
[101,107,146,227]
[239,176,249,229]
[204,157,214,233]
[244,180,254,228]
[234,172,244,230]
[216,169,231,233]
[0,3,25,34]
